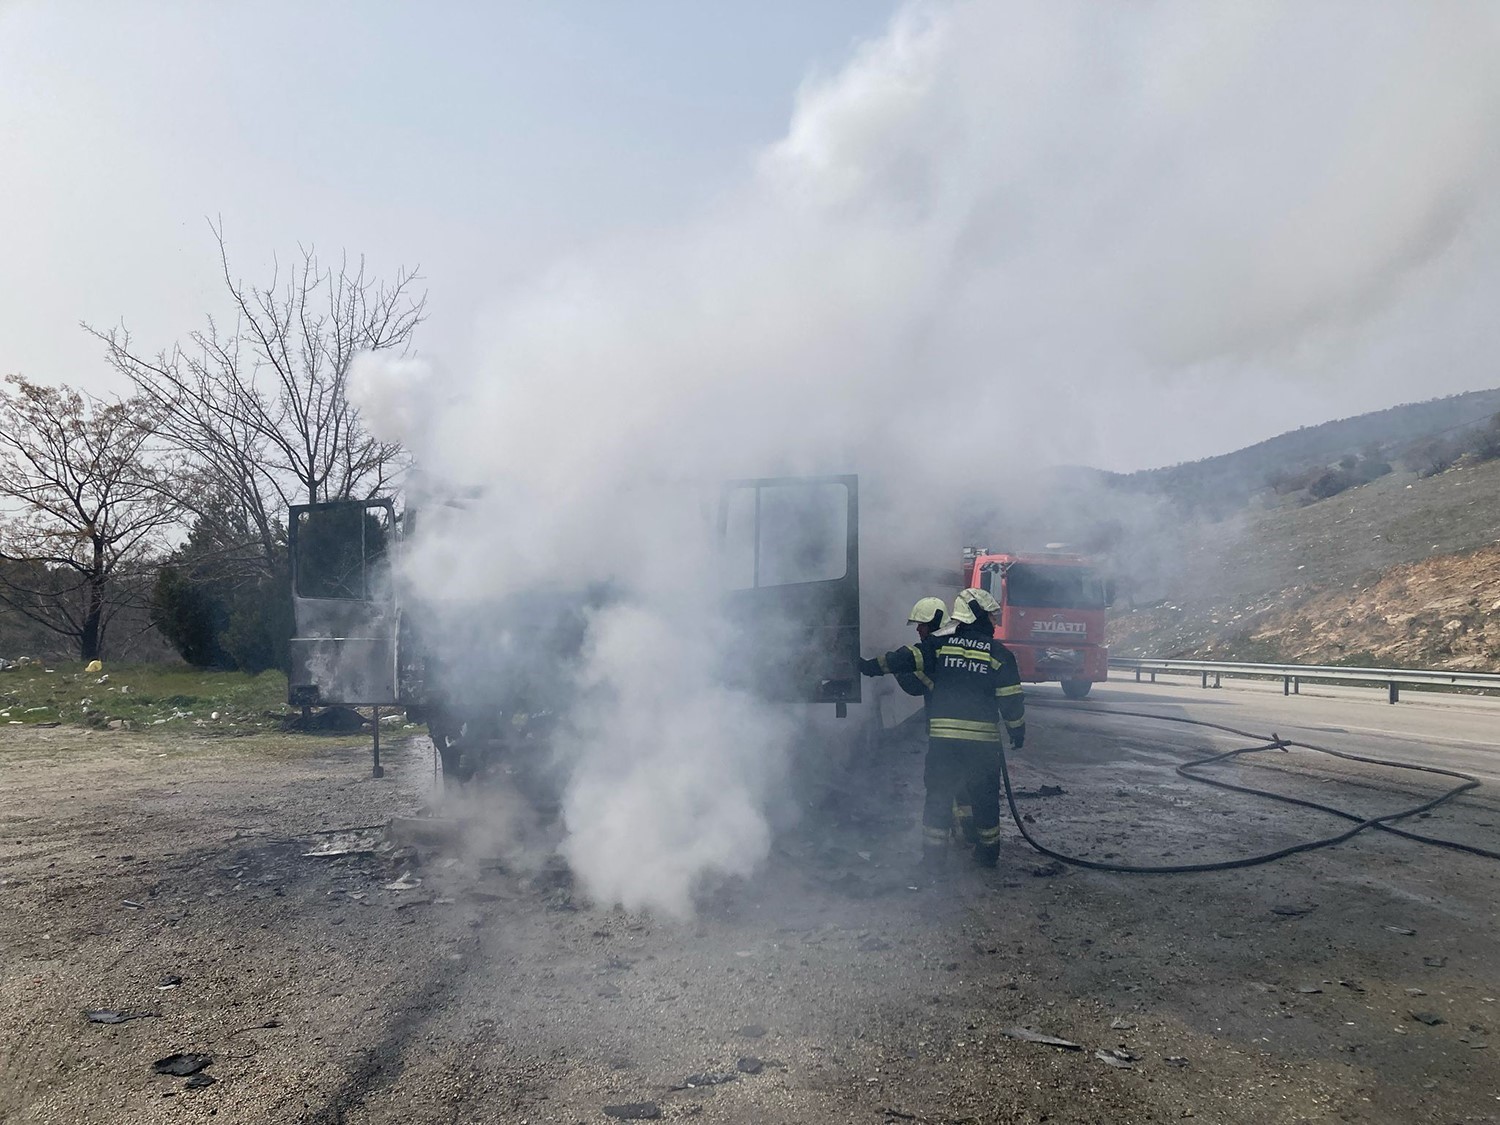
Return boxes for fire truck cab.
[959,548,1112,700]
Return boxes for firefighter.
[867,596,945,703]
[860,587,1026,870]
[890,596,946,701]
[887,596,971,843]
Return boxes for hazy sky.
[4,1,1499,472]
[0,2,895,390]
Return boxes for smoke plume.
[352,0,1500,915]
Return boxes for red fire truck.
[958,547,1113,699]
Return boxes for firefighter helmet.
[950,587,1000,624]
[907,597,946,625]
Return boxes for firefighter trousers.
[922,737,1003,863]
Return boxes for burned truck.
[287,476,862,779]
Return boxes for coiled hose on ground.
[1001,699,1500,873]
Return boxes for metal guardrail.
[1110,657,1500,704]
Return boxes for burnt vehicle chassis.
[287,476,862,782]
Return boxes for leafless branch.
[0,375,181,659]
[86,222,424,585]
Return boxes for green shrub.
[221,575,292,675]
[151,565,230,668]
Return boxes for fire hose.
[997,700,1500,873]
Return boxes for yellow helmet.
[950,587,1000,624]
[906,597,946,625]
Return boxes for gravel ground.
[3,686,1499,1124]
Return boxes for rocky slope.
[1202,544,1500,669]
[1109,457,1500,669]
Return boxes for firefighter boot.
[920,826,950,879]
[973,824,1003,868]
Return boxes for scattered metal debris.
[676,1071,737,1089]
[736,1057,764,1074]
[602,1102,661,1120]
[184,1073,216,1089]
[85,1009,154,1025]
[1001,1026,1081,1050]
[382,872,422,891]
[122,900,143,910]
[301,832,380,858]
[1423,956,1447,968]
[1109,1018,1137,1031]
[1410,1011,1445,1026]
[152,1053,213,1077]
[1384,925,1417,936]
[1296,986,1323,994]
[1164,1056,1189,1067]
[1095,1048,1136,1068]
[227,1019,281,1036]
[1270,904,1315,917]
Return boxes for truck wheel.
[1061,679,1092,700]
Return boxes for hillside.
[1220,544,1500,669]
[1114,387,1500,518]
[1109,456,1500,668]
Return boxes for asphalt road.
[1012,675,1500,873]
[1076,673,1500,782]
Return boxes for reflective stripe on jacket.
[873,622,1025,744]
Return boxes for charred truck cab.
[960,548,1113,700]
[287,476,861,778]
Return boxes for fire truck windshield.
[999,563,1109,610]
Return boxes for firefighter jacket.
[893,666,930,700]
[860,622,1026,746]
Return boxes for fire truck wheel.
[1060,678,1092,700]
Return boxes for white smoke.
[555,603,794,918]
[353,0,1500,914]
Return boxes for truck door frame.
[718,474,861,715]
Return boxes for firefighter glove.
[858,657,882,677]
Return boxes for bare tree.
[89,223,425,580]
[0,375,181,660]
